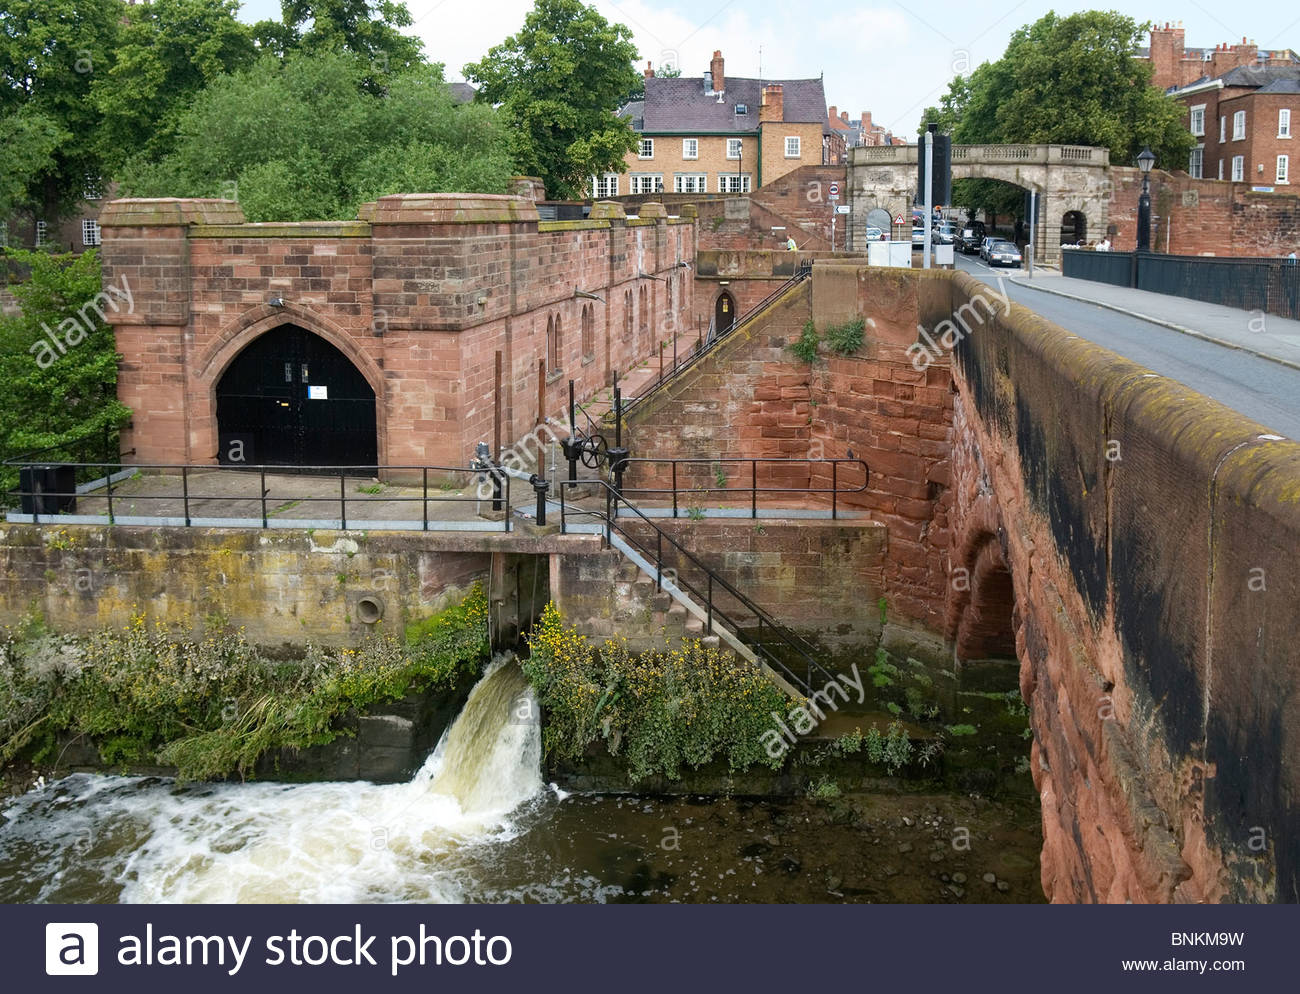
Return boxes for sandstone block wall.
[0,525,570,648]
[1107,166,1300,256]
[949,270,1300,903]
[624,263,956,637]
[99,196,696,474]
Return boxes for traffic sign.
[835,205,850,214]
[829,183,839,196]
[894,214,906,225]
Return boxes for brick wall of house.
[617,134,758,196]
[759,122,826,187]
[99,195,696,475]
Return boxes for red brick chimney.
[862,111,872,131]
[644,61,654,81]
[828,104,838,122]
[840,111,849,122]
[710,50,725,92]
[760,83,784,122]
[1147,23,1185,91]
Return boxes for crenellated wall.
[99,195,696,474]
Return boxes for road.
[952,252,1300,439]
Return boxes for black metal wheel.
[580,433,609,469]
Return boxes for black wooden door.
[216,325,377,468]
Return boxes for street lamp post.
[1136,146,1155,253]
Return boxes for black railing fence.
[619,456,870,519]
[558,478,837,695]
[1061,248,1300,320]
[4,461,515,530]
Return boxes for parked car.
[911,226,925,249]
[978,236,998,261]
[865,226,885,241]
[958,221,986,253]
[935,222,958,246]
[986,240,1023,268]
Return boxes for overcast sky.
[236,1,1299,138]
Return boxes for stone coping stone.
[369,192,540,224]
[588,200,627,220]
[189,221,372,238]
[538,219,612,233]
[99,198,246,226]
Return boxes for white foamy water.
[0,658,543,904]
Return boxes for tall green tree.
[465,0,640,199]
[920,11,1194,169]
[121,53,515,222]
[0,0,121,219]
[92,0,256,175]
[252,0,424,87]
[0,248,131,492]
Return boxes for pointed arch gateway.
[215,323,377,468]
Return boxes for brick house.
[826,107,902,149]
[599,51,832,198]
[1169,65,1299,187]
[1138,23,1298,93]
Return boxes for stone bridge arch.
[848,144,1110,265]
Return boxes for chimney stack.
[644,61,654,81]
[710,50,725,93]
[760,83,784,122]
[829,105,838,122]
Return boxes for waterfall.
[0,657,543,904]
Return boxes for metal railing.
[558,478,837,695]
[620,456,870,519]
[1061,249,1300,320]
[4,461,516,531]
[618,260,814,419]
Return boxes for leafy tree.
[252,0,424,87]
[92,0,256,174]
[465,0,640,199]
[121,53,515,221]
[0,249,131,494]
[920,11,1194,170]
[0,0,121,219]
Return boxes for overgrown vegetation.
[823,317,866,357]
[0,249,131,498]
[0,585,490,780]
[788,320,821,364]
[523,602,793,782]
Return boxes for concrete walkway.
[1008,269,1300,372]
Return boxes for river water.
[0,661,1044,904]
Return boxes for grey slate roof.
[1258,77,1300,93]
[1218,65,1300,88]
[447,82,477,104]
[627,75,829,134]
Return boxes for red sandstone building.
[98,193,695,474]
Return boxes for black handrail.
[6,461,514,531]
[558,477,838,696]
[619,260,814,419]
[621,456,869,520]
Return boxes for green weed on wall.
[523,602,794,783]
[0,585,490,781]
